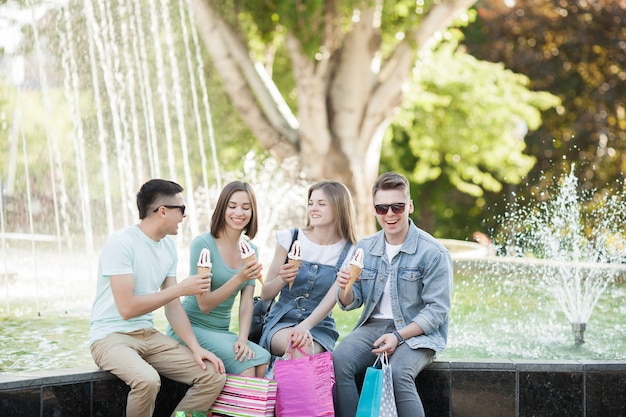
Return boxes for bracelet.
[393,330,404,345]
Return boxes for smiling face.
[165,193,186,235]
[210,181,258,239]
[151,192,186,237]
[224,190,252,233]
[373,188,414,245]
[308,189,336,229]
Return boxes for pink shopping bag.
[274,344,335,416]
[210,374,277,417]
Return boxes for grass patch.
[0,303,363,373]
[2,270,625,373]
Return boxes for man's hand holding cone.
[197,248,212,291]
[344,248,364,297]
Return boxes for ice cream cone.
[196,248,212,291]
[197,266,211,276]
[344,264,362,297]
[240,240,262,285]
[243,253,257,264]
[197,266,212,292]
[243,253,263,285]
[287,259,301,289]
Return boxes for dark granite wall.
[1,359,625,417]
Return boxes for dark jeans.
[332,319,434,417]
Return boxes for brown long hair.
[306,180,358,245]
[210,181,258,239]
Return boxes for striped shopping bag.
[210,374,277,417]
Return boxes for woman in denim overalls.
[259,181,358,358]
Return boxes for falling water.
[496,165,626,345]
[59,2,93,256]
[441,166,626,359]
[1,0,220,314]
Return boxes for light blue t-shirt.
[88,225,178,345]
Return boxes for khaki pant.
[91,328,226,417]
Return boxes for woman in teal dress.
[167,181,270,377]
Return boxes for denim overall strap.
[285,228,299,262]
[335,241,353,269]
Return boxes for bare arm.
[110,272,211,320]
[163,277,225,373]
[298,282,337,330]
[237,284,255,339]
[261,244,298,300]
[289,282,339,348]
[335,268,355,307]
[233,285,257,362]
[196,260,262,313]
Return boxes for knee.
[331,352,342,371]
[332,344,348,364]
[390,365,417,387]
[132,370,161,398]
[332,352,352,378]
[214,372,227,390]
[197,369,227,388]
[216,372,227,385]
[258,348,271,364]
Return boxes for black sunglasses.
[153,205,186,215]
[374,202,406,215]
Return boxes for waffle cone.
[197,266,211,275]
[243,254,263,285]
[243,253,257,264]
[287,259,301,289]
[197,267,211,292]
[344,264,362,297]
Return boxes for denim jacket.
[337,219,453,353]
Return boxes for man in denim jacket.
[333,172,453,417]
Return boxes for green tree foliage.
[381,37,559,237]
[0,0,564,242]
[191,0,565,237]
[189,0,480,234]
[462,0,626,196]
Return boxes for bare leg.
[270,327,324,358]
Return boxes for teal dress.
[166,233,270,374]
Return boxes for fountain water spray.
[498,165,626,346]
[1,0,221,314]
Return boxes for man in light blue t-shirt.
[89,179,226,416]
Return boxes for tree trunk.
[188,0,478,237]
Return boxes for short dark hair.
[372,172,410,199]
[210,181,258,239]
[136,179,184,219]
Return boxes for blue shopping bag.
[355,355,383,417]
[355,352,398,417]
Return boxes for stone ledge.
[0,366,114,390]
[2,359,626,417]
[2,358,625,389]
